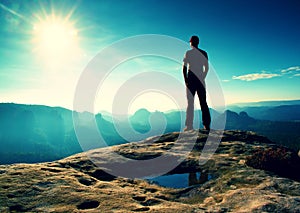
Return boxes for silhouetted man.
[183,35,211,131]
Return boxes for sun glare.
[34,21,77,53]
[32,15,80,69]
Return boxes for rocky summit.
[0,130,300,212]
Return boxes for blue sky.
[0,0,299,112]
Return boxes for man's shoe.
[204,125,210,131]
[183,126,193,131]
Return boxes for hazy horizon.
[1,98,300,115]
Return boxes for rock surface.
[0,130,300,212]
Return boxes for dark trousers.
[185,72,211,128]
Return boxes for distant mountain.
[1,102,300,164]
[0,103,126,164]
[228,104,300,121]
[224,110,256,129]
[0,103,78,163]
[228,99,300,108]
[130,108,151,133]
[221,110,300,151]
[99,110,128,123]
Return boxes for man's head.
[189,35,199,47]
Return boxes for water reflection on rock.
[188,170,209,186]
[146,169,211,188]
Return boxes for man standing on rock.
[183,35,211,131]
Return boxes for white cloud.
[222,79,230,82]
[294,73,300,77]
[281,66,300,73]
[232,72,280,81]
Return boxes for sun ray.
[0,2,31,23]
[64,3,78,23]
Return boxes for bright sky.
[0,0,299,113]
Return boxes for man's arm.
[183,52,188,85]
[183,65,188,85]
[203,52,209,79]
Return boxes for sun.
[32,14,80,69]
[34,18,77,54]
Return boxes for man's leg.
[197,83,211,129]
[185,84,196,130]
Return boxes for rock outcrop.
[0,130,300,212]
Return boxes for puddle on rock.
[145,172,212,188]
